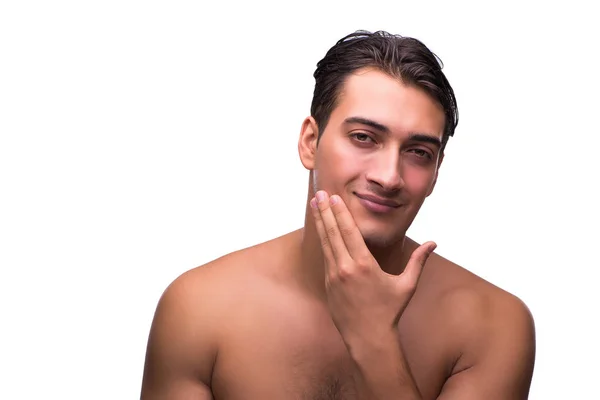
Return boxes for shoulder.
[151,231,294,335]
[426,252,535,377]
[412,248,537,397]
[158,241,267,322]
[142,231,299,396]
[413,251,536,397]
[425,251,535,339]
[142,244,266,386]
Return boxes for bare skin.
[141,69,536,399]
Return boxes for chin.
[358,224,404,249]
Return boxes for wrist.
[347,331,422,400]
[346,329,400,363]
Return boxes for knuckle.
[337,264,353,281]
[327,266,353,284]
[327,272,341,284]
[339,225,354,237]
[356,255,372,269]
[337,268,352,283]
[326,225,338,238]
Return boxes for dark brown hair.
[311,30,459,150]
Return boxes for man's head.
[311,30,458,151]
[298,30,459,248]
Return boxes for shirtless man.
[141,30,536,399]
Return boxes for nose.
[365,149,404,192]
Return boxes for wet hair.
[310,30,459,150]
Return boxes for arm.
[349,293,536,400]
[140,269,219,399]
[348,332,422,400]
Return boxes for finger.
[310,195,336,273]
[314,191,352,267]
[329,194,372,263]
[401,241,437,286]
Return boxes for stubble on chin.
[359,224,405,250]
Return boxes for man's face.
[308,68,445,248]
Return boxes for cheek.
[317,144,362,182]
[402,169,436,196]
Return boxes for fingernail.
[310,198,317,209]
[330,195,339,205]
[316,191,326,202]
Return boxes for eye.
[408,148,433,160]
[351,133,376,144]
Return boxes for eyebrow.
[344,116,390,133]
[408,133,442,148]
[343,116,442,148]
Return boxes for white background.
[1,1,598,398]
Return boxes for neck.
[297,198,416,301]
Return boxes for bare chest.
[210,293,452,400]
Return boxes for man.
[141,30,536,399]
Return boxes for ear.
[298,116,319,170]
[426,151,444,197]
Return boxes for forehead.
[331,68,445,138]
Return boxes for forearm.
[348,332,422,400]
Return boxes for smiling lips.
[354,192,402,214]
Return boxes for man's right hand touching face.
[310,190,436,345]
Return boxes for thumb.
[401,241,437,288]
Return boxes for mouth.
[354,192,402,214]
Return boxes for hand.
[310,190,437,347]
